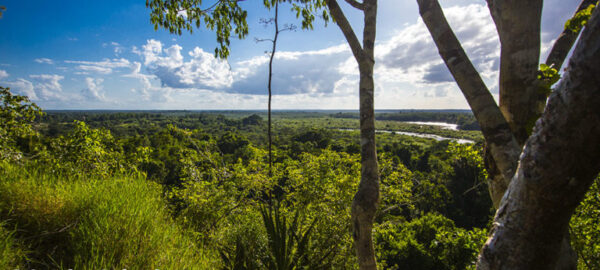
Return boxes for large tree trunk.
[326,1,380,269]
[477,8,600,269]
[417,0,594,268]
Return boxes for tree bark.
[327,0,380,269]
[486,0,543,145]
[477,8,600,269]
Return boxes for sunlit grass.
[0,162,215,269]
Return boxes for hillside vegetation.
[1,87,598,269]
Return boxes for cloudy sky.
[0,0,580,110]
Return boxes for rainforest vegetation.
[0,87,599,269]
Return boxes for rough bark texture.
[417,0,520,188]
[477,9,600,269]
[327,1,379,269]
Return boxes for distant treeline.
[331,111,481,130]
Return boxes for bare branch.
[255,37,274,43]
[417,0,521,185]
[326,0,364,61]
[344,0,364,10]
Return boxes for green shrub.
[0,162,213,269]
[375,213,487,270]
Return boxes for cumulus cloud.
[229,44,354,95]
[0,70,8,80]
[376,4,499,86]
[81,77,106,101]
[5,79,37,100]
[35,58,54,64]
[4,74,65,101]
[138,39,233,89]
[135,39,356,96]
[65,58,131,75]
[29,74,66,101]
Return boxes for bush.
[375,213,487,270]
[0,162,213,269]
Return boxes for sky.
[0,0,580,110]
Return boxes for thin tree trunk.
[477,10,600,268]
[326,0,379,268]
[267,1,280,176]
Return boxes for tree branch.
[344,0,364,10]
[326,0,365,61]
[545,0,597,70]
[417,0,521,185]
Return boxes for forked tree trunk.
[477,9,600,268]
[326,0,380,269]
[417,0,598,268]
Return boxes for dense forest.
[1,87,599,269]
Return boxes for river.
[338,128,474,144]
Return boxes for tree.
[321,1,380,268]
[147,1,382,268]
[416,0,600,268]
[0,86,43,161]
[255,0,297,176]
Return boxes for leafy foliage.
[537,63,561,96]
[146,0,249,58]
[565,3,596,33]
[375,213,487,270]
[0,86,43,161]
[570,177,600,270]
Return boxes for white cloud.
[5,75,64,101]
[104,42,124,56]
[29,74,65,101]
[123,61,156,101]
[376,4,499,87]
[139,39,234,90]
[81,77,106,101]
[65,58,131,75]
[5,79,37,100]
[0,70,8,80]
[35,58,54,65]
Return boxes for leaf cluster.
[565,3,596,33]
[146,0,249,58]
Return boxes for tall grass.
[0,222,26,269]
[0,162,214,269]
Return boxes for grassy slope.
[0,162,214,269]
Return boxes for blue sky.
[0,0,580,110]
